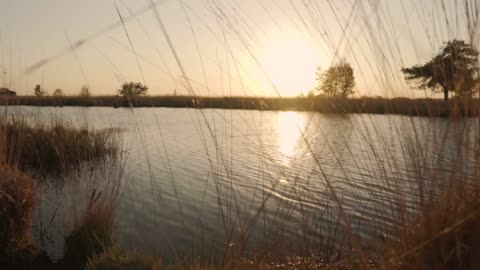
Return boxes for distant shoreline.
[0,95,477,117]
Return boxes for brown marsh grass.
[0,164,34,252]
[0,116,119,175]
[0,114,123,269]
[0,96,478,117]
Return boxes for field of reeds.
[0,117,118,175]
[0,95,478,117]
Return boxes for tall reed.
[0,115,119,175]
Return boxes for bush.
[53,88,64,97]
[80,85,91,97]
[0,165,34,252]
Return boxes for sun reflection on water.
[277,112,306,160]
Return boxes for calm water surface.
[5,106,477,259]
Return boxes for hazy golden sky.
[0,0,475,97]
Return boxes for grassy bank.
[0,96,478,117]
[0,117,122,269]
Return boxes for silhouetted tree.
[118,82,148,99]
[0,88,16,96]
[79,85,91,97]
[402,39,479,101]
[316,60,355,97]
[53,89,64,97]
[34,84,47,96]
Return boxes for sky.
[0,0,477,97]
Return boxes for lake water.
[5,106,477,260]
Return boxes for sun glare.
[261,36,320,96]
[277,111,306,159]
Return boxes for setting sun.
[260,36,321,96]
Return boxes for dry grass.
[59,154,125,270]
[0,164,54,269]
[379,177,480,269]
[0,164,34,252]
[61,188,119,270]
[0,114,122,269]
[0,117,119,175]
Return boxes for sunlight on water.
[277,112,306,161]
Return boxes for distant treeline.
[0,95,477,117]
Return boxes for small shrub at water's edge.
[0,164,53,270]
[0,164,34,251]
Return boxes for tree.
[53,89,64,97]
[402,39,479,101]
[0,88,16,96]
[34,84,47,96]
[118,82,148,99]
[79,85,91,97]
[315,60,355,97]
